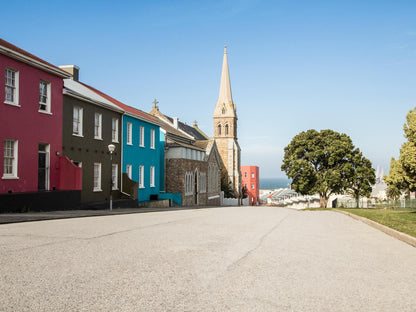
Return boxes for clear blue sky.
[3,0,416,178]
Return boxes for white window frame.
[4,68,19,106]
[150,166,155,187]
[94,113,102,140]
[38,80,51,114]
[150,129,155,149]
[139,165,144,188]
[251,184,254,190]
[139,126,145,147]
[185,171,193,196]
[126,164,132,179]
[93,163,102,192]
[112,164,118,190]
[251,172,255,178]
[73,106,83,136]
[127,122,132,145]
[112,118,119,143]
[2,139,18,179]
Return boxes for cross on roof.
[152,98,159,107]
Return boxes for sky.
[2,0,416,178]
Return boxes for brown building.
[150,103,221,207]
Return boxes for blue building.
[87,88,164,203]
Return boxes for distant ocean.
[260,178,291,190]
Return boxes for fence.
[334,198,416,210]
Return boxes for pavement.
[0,206,195,224]
[1,206,416,311]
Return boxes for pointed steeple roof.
[214,45,236,118]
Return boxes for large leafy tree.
[281,129,375,208]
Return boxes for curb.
[334,209,416,248]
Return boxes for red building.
[0,39,81,212]
[241,166,259,205]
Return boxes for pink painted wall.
[241,165,260,205]
[59,156,82,190]
[0,54,64,193]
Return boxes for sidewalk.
[0,207,191,224]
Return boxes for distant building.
[213,46,241,197]
[241,166,259,205]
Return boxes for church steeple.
[213,45,236,118]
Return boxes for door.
[38,144,50,191]
[194,171,198,205]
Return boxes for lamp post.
[108,144,115,211]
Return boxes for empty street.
[1,206,416,311]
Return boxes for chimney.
[173,117,178,129]
[59,65,80,81]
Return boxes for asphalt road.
[1,206,416,311]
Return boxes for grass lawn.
[335,208,416,238]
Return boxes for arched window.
[225,124,229,136]
[217,124,222,136]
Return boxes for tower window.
[225,124,229,136]
[217,124,222,135]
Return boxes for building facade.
[150,103,221,207]
[0,39,81,212]
[213,46,241,197]
[241,166,260,205]
[61,66,124,205]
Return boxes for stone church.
[213,46,241,197]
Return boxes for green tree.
[281,129,374,208]
[221,174,235,198]
[344,149,376,207]
[241,186,248,199]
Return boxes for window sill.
[112,187,119,191]
[38,110,52,115]
[112,140,119,144]
[127,143,133,146]
[150,185,155,188]
[94,137,103,141]
[139,186,145,189]
[72,133,84,137]
[2,176,19,180]
[139,145,145,148]
[93,189,102,192]
[4,101,20,107]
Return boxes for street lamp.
[108,144,115,211]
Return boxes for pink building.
[0,39,80,211]
[241,166,259,205]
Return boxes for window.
[217,124,221,136]
[39,81,51,113]
[93,163,102,191]
[112,118,119,142]
[127,122,132,145]
[126,164,132,179]
[73,106,83,136]
[225,124,229,136]
[200,172,206,193]
[251,184,254,190]
[150,166,155,187]
[251,172,255,178]
[112,164,118,190]
[244,172,247,178]
[5,68,19,106]
[139,165,144,188]
[3,139,18,178]
[150,129,155,149]
[94,113,102,139]
[185,172,193,195]
[139,126,145,147]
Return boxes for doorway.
[194,170,198,205]
[38,144,50,191]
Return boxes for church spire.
[214,45,236,118]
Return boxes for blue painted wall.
[122,115,163,202]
